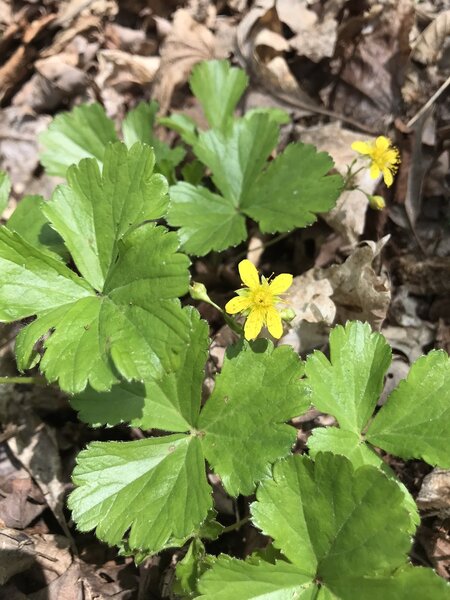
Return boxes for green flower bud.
[368,195,386,210]
[279,307,296,322]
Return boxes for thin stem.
[0,375,47,386]
[221,516,250,534]
[234,231,292,262]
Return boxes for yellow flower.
[351,136,400,187]
[225,259,293,341]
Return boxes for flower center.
[250,286,273,309]
[372,147,399,173]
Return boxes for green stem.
[221,516,250,534]
[0,375,46,386]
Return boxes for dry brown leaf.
[7,415,70,541]
[0,528,36,585]
[96,49,160,90]
[326,236,391,329]
[13,54,87,112]
[417,469,450,517]
[153,9,216,113]
[411,10,450,65]
[382,324,435,363]
[236,0,319,115]
[331,0,414,129]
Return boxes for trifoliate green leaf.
[71,307,209,431]
[44,142,168,290]
[39,103,118,177]
[307,428,419,530]
[193,112,279,206]
[1,144,192,392]
[197,556,313,599]
[11,222,191,392]
[167,112,279,255]
[0,170,11,216]
[69,435,212,553]
[304,321,392,433]
[190,59,248,132]
[6,195,68,260]
[251,453,411,582]
[122,101,185,180]
[366,350,450,467]
[242,143,343,232]
[168,183,247,256]
[198,340,309,496]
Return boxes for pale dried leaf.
[153,9,216,113]
[96,49,160,90]
[326,236,391,329]
[300,122,377,246]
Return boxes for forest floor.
[0,0,449,598]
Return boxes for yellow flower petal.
[225,296,252,314]
[269,273,293,295]
[266,307,283,339]
[370,163,381,180]
[244,309,264,340]
[375,136,391,151]
[351,141,372,155]
[382,168,394,188]
[238,259,260,289]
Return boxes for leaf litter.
[0,0,449,596]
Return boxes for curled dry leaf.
[96,49,160,91]
[281,237,391,353]
[299,122,377,246]
[153,9,217,113]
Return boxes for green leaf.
[0,170,11,216]
[307,428,419,531]
[39,103,118,177]
[71,307,209,431]
[190,60,248,132]
[0,227,93,322]
[197,556,313,599]
[44,142,168,290]
[193,112,279,206]
[69,435,212,553]
[366,350,450,467]
[242,143,343,233]
[304,321,392,433]
[159,114,198,146]
[3,219,191,392]
[251,453,412,582]
[174,538,211,598]
[6,195,68,260]
[332,567,450,600]
[198,340,309,496]
[122,101,185,180]
[308,428,383,469]
[168,182,247,256]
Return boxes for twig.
[407,75,450,129]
